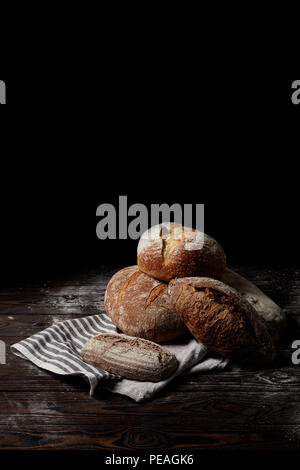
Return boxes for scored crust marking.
[160,223,172,263]
[160,223,193,265]
[169,277,276,363]
[82,333,178,381]
[116,270,143,312]
[191,286,257,345]
[146,283,167,307]
[105,266,189,342]
[137,224,162,256]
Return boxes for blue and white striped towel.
[11,313,229,402]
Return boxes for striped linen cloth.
[11,313,229,402]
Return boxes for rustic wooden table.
[0,265,299,451]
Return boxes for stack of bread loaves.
[82,223,286,381]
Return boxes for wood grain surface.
[0,265,299,451]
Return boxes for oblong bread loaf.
[81,333,178,382]
[105,265,188,342]
[168,277,276,365]
[221,268,286,342]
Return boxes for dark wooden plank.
[0,265,117,289]
[1,390,300,426]
[0,265,299,451]
[0,314,109,336]
[0,295,106,316]
[0,424,300,450]
[0,269,110,315]
[2,369,300,394]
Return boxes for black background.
[0,74,299,284]
[0,65,300,460]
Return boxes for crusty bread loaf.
[104,265,188,342]
[81,333,178,382]
[137,223,226,282]
[168,277,276,365]
[221,268,286,342]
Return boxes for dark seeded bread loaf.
[168,277,276,365]
[137,223,226,282]
[81,333,178,382]
[104,266,188,342]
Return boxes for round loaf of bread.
[221,268,286,342]
[168,277,276,365]
[104,266,188,342]
[137,223,226,282]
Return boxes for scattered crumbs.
[51,316,64,324]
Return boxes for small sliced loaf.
[137,223,226,282]
[169,277,276,365]
[81,333,178,382]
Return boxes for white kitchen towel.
[10,313,229,402]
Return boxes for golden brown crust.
[169,277,276,365]
[137,223,226,282]
[104,266,188,343]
